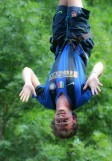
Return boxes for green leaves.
[0,0,112,161]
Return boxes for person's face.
[55,107,76,131]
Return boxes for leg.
[67,0,89,34]
[58,0,67,6]
[68,0,83,7]
[50,0,67,55]
[52,0,67,39]
[67,0,94,58]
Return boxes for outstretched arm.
[19,67,40,102]
[83,62,104,95]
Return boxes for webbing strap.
[65,15,70,38]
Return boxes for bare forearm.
[22,67,40,88]
[90,62,104,77]
[22,67,32,84]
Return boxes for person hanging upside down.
[19,0,104,138]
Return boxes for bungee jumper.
[19,0,104,138]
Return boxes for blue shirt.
[34,44,92,110]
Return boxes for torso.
[48,44,86,108]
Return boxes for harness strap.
[69,32,91,42]
[65,15,70,38]
[50,33,91,47]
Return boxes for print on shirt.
[49,83,56,90]
[49,70,78,80]
[58,81,64,88]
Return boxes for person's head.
[51,107,78,139]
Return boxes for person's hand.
[19,83,37,102]
[83,73,103,95]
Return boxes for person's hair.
[51,112,78,139]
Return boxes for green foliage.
[0,0,112,161]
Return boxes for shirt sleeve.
[77,88,93,107]
[32,85,55,110]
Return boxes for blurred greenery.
[0,0,112,161]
